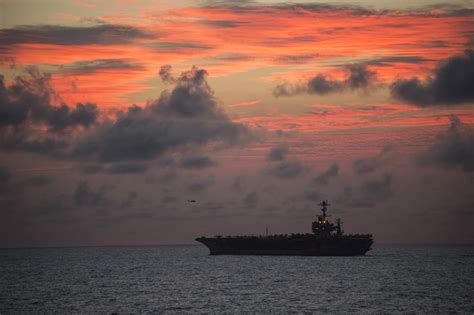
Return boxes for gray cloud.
[0,69,98,131]
[73,181,107,207]
[304,190,320,201]
[73,66,250,162]
[61,59,144,75]
[159,65,175,83]
[264,160,304,179]
[274,64,375,97]
[353,145,392,175]
[186,178,214,192]
[180,156,217,170]
[0,167,11,183]
[313,163,339,185]
[267,144,289,161]
[273,53,319,65]
[391,50,474,106]
[364,56,427,67]
[418,116,474,171]
[0,23,153,47]
[242,191,258,208]
[120,191,138,208]
[106,163,149,174]
[338,173,393,208]
[147,42,211,52]
[20,175,55,187]
[231,176,246,191]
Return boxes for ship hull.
[196,234,372,256]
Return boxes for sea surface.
[1,244,473,313]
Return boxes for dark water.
[1,245,473,313]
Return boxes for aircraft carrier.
[196,201,373,256]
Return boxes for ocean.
[1,245,473,313]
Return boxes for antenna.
[318,200,330,220]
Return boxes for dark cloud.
[358,173,393,206]
[180,156,216,169]
[62,59,144,75]
[231,176,246,191]
[73,181,107,207]
[274,64,375,97]
[159,65,176,83]
[120,191,138,208]
[264,160,304,179]
[106,163,149,174]
[1,66,249,161]
[344,64,376,89]
[150,66,225,118]
[0,167,11,195]
[242,191,258,208]
[20,175,55,187]
[391,50,474,106]
[338,173,393,208]
[162,194,177,203]
[273,53,319,65]
[47,103,99,131]
[0,129,69,157]
[202,19,248,28]
[74,66,250,162]
[419,116,474,171]
[353,145,392,175]
[147,42,212,52]
[267,144,289,161]
[79,164,104,174]
[0,69,98,130]
[364,56,426,67]
[313,163,339,185]
[0,167,11,184]
[304,190,320,201]
[0,23,153,47]
[186,178,214,192]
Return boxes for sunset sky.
[1,0,473,247]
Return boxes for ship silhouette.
[196,201,373,256]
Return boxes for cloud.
[0,167,11,184]
[231,176,246,191]
[159,65,176,83]
[264,160,304,179]
[274,64,375,97]
[364,56,427,67]
[180,156,217,169]
[0,69,98,131]
[267,144,289,161]
[61,59,144,75]
[186,178,214,192]
[304,190,320,201]
[0,66,244,163]
[150,66,226,119]
[339,173,393,208]
[242,191,258,208]
[390,50,474,106]
[0,23,153,47]
[105,163,149,174]
[418,116,474,171]
[147,42,211,52]
[120,191,138,208]
[353,145,392,175]
[0,167,11,194]
[20,175,55,187]
[73,181,107,207]
[313,163,339,185]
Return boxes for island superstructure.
[196,201,373,256]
